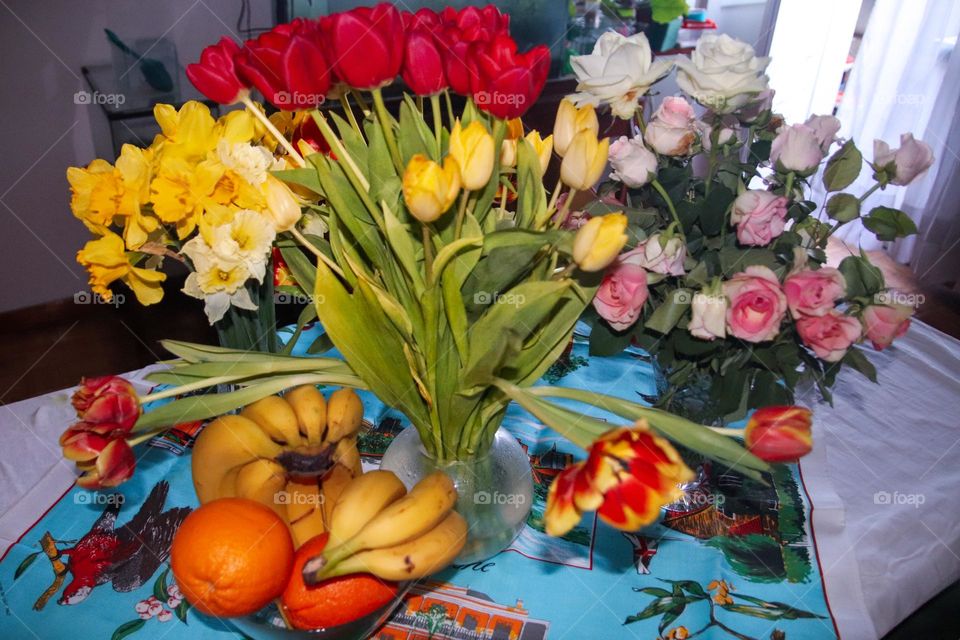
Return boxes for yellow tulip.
[505,118,525,140]
[554,99,599,157]
[500,139,518,168]
[449,120,495,191]
[263,175,302,232]
[561,130,610,190]
[524,130,554,176]
[76,232,166,305]
[402,154,461,223]
[573,213,628,272]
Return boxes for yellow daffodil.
[524,130,554,176]
[150,156,222,239]
[113,144,159,249]
[67,159,123,233]
[561,130,609,190]
[402,154,461,223]
[76,232,166,304]
[263,175,302,232]
[153,101,219,160]
[449,120,495,191]
[572,213,628,272]
[554,99,599,157]
[217,108,264,145]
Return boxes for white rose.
[770,124,823,175]
[608,136,658,188]
[676,34,770,114]
[873,133,934,186]
[804,115,841,153]
[570,32,673,119]
[688,291,727,340]
[639,232,686,276]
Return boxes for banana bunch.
[191,387,365,548]
[302,470,468,583]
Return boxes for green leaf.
[281,304,319,355]
[825,193,860,222]
[645,289,691,334]
[175,600,190,624]
[589,320,632,356]
[636,587,672,598]
[862,206,917,241]
[823,140,863,191]
[364,117,400,205]
[838,253,885,298]
[843,346,877,383]
[111,619,146,640]
[13,551,40,580]
[272,167,322,195]
[699,185,735,236]
[306,331,334,355]
[432,237,483,280]
[382,204,425,294]
[278,246,318,295]
[718,247,780,275]
[651,0,690,23]
[624,596,679,625]
[153,567,169,602]
[515,139,548,228]
[398,98,433,164]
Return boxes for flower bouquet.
[566,31,929,422]
[60,6,833,623]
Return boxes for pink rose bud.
[697,114,738,151]
[770,123,824,175]
[688,291,727,340]
[637,232,686,276]
[592,250,650,331]
[645,96,697,156]
[796,310,862,362]
[873,133,934,186]
[608,136,658,188]
[653,96,696,128]
[804,115,841,153]
[723,266,787,342]
[730,190,788,246]
[783,267,846,318]
[738,88,775,123]
[861,300,913,350]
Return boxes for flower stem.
[349,89,371,116]
[784,171,795,200]
[651,179,684,238]
[430,93,443,159]
[453,191,470,238]
[859,182,882,202]
[372,88,402,171]
[444,90,455,125]
[339,94,363,139]
[422,224,435,283]
[553,188,577,229]
[240,95,305,168]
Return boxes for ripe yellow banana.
[317,511,467,582]
[285,385,327,444]
[325,389,364,443]
[328,470,407,546]
[286,478,326,548]
[320,464,353,528]
[191,415,283,504]
[235,459,288,519]
[242,395,303,446]
[322,471,457,570]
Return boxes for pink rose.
[608,136,658,188]
[738,88,774,123]
[804,114,841,153]
[861,301,912,350]
[645,96,697,156]
[696,114,738,151]
[638,232,686,276]
[783,267,846,318]
[770,123,823,175]
[723,265,787,342]
[730,190,788,246]
[796,311,862,362]
[592,252,649,331]
[873,133,934,186]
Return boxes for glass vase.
[379,426,533,564]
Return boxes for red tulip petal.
[544,463,586,536]
[281,35,331,108]
[94,440,136,488]
[62,429,110,462]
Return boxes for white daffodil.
[570,32,673,120]
[216,139,274,186]
[181,235,260,324]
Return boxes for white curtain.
[830,0,960,288]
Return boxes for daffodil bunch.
[68,101,311,329]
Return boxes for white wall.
[0,0,271,313]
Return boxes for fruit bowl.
[228,583,411,639]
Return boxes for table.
[1,320,957,639]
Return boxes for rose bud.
[688,289,727,341]
[730,190,788,246]
[804,114,841,153]
[770,124,824,175]
[402,154,461,223]
[744,406,813,463]
[861,300,913,350]
[783,267,846,318]
[573,213,629,272]
[554,99,600,158]
[796,310,862,362]
[327,3,405,89]
[872,133,934,186]
[186,37,249,104]
[560,130,609,191]
[608,136,657,188]
[592,251,649,331]
[722,266,787,343]
[449,120,495,190]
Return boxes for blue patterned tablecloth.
[0,325,838,640]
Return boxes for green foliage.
[651,0,690,23]
[862,206,918,241]
[822,140,862,192]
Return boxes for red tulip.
[326,3,404,89]
[236,20,331,110]
[470,35,550,119]
[744,406,813,462]
[186,37,249,104]
[403,7,441,31]
[544,421,694,536]
[76,439,136,489]
[402,28,447,96]
[434,5,510,96]
[72,375,140,434]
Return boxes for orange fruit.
[171,498,294,618]
[282,534,399,630]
